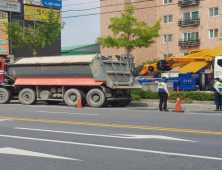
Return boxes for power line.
[8,2,178,19]
[62,0,154,13]
[63,2,178,19]
[65,24,100,35]
[62,0,100,7]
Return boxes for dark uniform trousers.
[158,93,168,111]
[215,92,222,110]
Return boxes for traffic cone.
[76,96,83,108]
[172,97,184,113]
[172,87,184,113]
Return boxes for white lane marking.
[0,119,12,122]
[0,147,81,161]
[15,127,194,142]
[185,113,222,116]
[37,111,98,116]
[4,104,81,109]
[0,134,220,161]
[115,134,194,142]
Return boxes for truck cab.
[214,56,222,80]
[0,59,7,84]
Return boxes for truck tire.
[111,94,132,107]
[123,94,132,107]
[86,88,106,108]
[64,88,84,107]
[78,90,86,106]
[111,100,125,107]
[45,101,61,105]
[19,88,37,105]
[0,88,12,104]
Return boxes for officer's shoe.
[164,109,169,112]
[213,109,220,111]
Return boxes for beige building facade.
[100,0,222,65]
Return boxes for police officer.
[214,77,222,111]
[158,77,169,111]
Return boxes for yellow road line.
[1,116,222,135]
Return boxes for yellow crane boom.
[133,44,222,76]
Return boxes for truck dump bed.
[7,54,141,89]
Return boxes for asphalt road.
[0,101,222,170]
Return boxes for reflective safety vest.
[216,81,222,92]
[158,82,166,93]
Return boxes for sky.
[61,0,100,47]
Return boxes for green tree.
[5,9,65,56]
[97,5,161,63]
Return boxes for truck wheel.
[111,100,125,107]
[45,101,61,105]
[111,94,132,107]
[78,90,86,106]
[19,88,36,105]
[86,88,106,108]
[123,94,132,107]
[0,88,12,104]
[64,88,84,107]
[122,99,132,107]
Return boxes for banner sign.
[0,11,9,55]
[24,6,61,23]
[0,1,21,13]
[24,0,62,9]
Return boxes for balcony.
[178,39,200,47]
[178,18,200,27]
[178,0,200,7]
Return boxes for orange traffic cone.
[172,87,184,113]
[172,97,184,113]
[76,96,83,108]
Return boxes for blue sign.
[42,0,62,9]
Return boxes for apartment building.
[100,0,222,65]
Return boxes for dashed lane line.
[37,111,98,116]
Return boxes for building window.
[183,53,189,56]
[163,15,173,23]
[163,54,173,58]
[183,32,199,41]
[209,7,219,17]
[164,34,173,43]
[163,0,172,4]
[183,11,199,20]
[209,29,219,38]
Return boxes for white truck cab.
[214,56,222,80]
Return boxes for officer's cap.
[215,77,220,81]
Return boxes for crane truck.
[0,54,141,107]
[133,44,222,91]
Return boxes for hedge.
[131,90,215,101]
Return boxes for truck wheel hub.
[0,92,5,99]
[70,95,77,102]
[92,95,100,102]
[23,93,31,101]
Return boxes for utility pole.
[9,12,12,55]
[165,37,169,60]
[166,38,169,58]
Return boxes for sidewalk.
[129,99,216,112]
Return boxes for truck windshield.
[217,59,222,67]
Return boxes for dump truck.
[0,54,141,107]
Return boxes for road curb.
[130,101,215,111]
